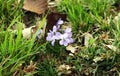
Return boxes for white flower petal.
[59,40,64,45]
[65,28,71,33]
[57,18,64,25]
[63,41,68,46]
[51,40,55,46]
[53,26,57,32]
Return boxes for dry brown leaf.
[22,20,46,39]
[84,32,93,47]
[93,56,104,63]
[110,67,117,72]
[48,0,62,7]
[105,45,117,51]
[22,26,35,39]
[48,1,56,8]
[69,53,74,56]
[23,61,36,73]
[23,0,48,14]
[66,45,79,55]
[57,64,71,71]
[57,64,75,75]
[113,13,120,25]
[100,33,109,40]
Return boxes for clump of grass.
[58,0,114,34]
[0,21,41,75]
[36,57,58,76]
[55,0,120,75]
[0,0,24,28]
[0,0,47,75]
[58,0,90,34]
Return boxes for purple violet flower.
[46,26,61,46]
[64,28,72,37]
[46,19,74,46]
[56,18,64,25]
[59,28,74,46]
[37,29,42,39]
[56,18,64,30]
[59,33,73,46]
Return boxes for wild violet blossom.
[56,18,64,30]
[37,29,42,39]
[46,26,61,46]
[46,18,74,46]
[59,28,73,46]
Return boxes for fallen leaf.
[100,33,109,40]
[105,45,117,51]
[48,0,62,7]
[113,13,120,25]
[66,45,79,55]
[48,1,56,8]
[84,32,93,47]
[57,64,75,71]
[110,67,117,72]
[57,64,75,75]
[23,0,48,14]
[93,56,104,63]
[22,26,35,39]
[69,53,74,56]
[22,20,46,39]
[23,61,36,73]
